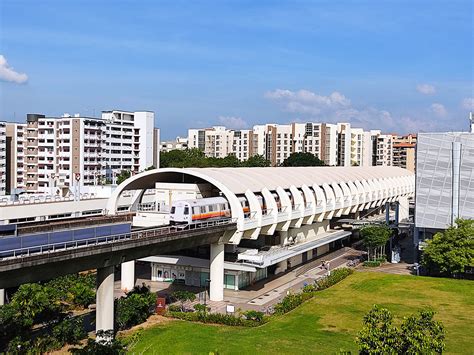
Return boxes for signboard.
[226,305,235,314]
[155,297,166,315]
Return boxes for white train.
[169,193,294,225]
[169,197,231,224]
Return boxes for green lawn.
[127,271,474,354]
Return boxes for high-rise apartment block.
[371,131,393,167]
[3,110,159,195]
[187,122,394,168]
[392,134,417,172]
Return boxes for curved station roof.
[106,167,415,244]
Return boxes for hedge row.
[166,311,265,327]
[273,268,354,315]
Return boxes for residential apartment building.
[4,110,159,194]
[393,134,417,172]
[187,122,393,167]
[371,130,393,166]
[0,122,6,195]
[161,137,188,153]
[188,126,235,158]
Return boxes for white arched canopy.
[106,166,415,244]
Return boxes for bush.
[315,268,354,291]
[70,330,126,354]
[363,261,381,267]
[243,310,264,322]
[193,303,210,313]
[168,304,182,312]
[273,292,313,315]
[115,285,157,330]
[52,316,86,345]
[166,311,265,327]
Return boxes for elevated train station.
[107,166,414,302]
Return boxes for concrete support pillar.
[0,289,4,306]
[209,242,224,302]
[121,260,135,292]
[96,266,115,341]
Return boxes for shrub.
[273,292,313,315]
[193,303,210,313]
[315,268,354,291]
[243,310,264,322]
[168,304,182,312]
[115,285,157,331]
[52,316,86,345]
[70,330,126,354]
[166,311,264,327]
[363,261,381,267]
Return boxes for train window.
[184,207,189,215]
[200,206,206,213]
[209,205,215,212]
[193,207,200,214]
[170,206,176,214]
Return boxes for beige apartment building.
[393,133,417,172]
[4,110,159,195]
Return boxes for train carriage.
[169,197,231,224]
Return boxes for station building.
[107,166,414,300]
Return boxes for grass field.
[126,271,474,354]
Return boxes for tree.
[281,152,325,167]
[242,155,271,167]
[398,309,445,354]
[171,291,196,311]
[356,305,399,354]
[356,305,445,354]
[116,170,131,185]
[360,225,392,261]
[422,218,474,277]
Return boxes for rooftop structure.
[107,166,414,243]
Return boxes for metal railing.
[0,218,236,261]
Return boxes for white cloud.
[416,83,436,95]
[264,88,453,132]
[462,97,474,110]
[0,55,28,84]
[217,116,248,129]
[264,88,397,130]
[431,103,447,117]
[265,89,350,115]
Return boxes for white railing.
[0,218,236,261]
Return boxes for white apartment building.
[161,137,188,153]
[188,126,235,158]
[0,122,6,195]
[372,131,393,166]
[4,110,159,195]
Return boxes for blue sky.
[0,0,472,139]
